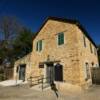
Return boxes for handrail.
[27,75,43,86]
[41,77,51,91]
[27,75,51,90]
[27,75,43,80]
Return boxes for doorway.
[54,63,63,81]
[19,64,26,81]
[46,63,54,84]
[46,63,63,83]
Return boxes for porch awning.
[39,60,60,68]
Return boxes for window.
[90,43,93,53]
[91,62,94,67]
[39,40,42,51]
[36,40,42,52]
[85,63,90,81]
[58,32,64,45]
[36,42,38,51]
[94,47,97,55]
[83,36,86,47]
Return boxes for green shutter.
[61,33,64,44]
[58,33,64,45]
[58,34,60,45]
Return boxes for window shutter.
[61,33,64,44]
[39,40,42,51]
[58,34,60,45]
[36,42,38,51]
[58,33,64,45]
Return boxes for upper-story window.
[36,40,42,52]
[90,43,93,53]
[83,35,86,47]
[58,32,64,45]
[94,47,97,55]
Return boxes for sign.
[39,62,44,68]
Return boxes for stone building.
[14,53,32,81]
[14,17,99,89]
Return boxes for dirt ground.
[0,85,100,100]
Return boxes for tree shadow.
[50,82,59,98]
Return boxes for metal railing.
[27,75,51,90]
[27,75,43,86]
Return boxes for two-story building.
[14,17,99,89]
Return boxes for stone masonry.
[14,17,99,89]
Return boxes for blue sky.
[0,0,100,45]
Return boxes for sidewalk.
[0,80,27,86]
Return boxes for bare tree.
[0,16,34,80]
[0,16,24,64]
[0,16,23,41]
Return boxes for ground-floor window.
[85,62,90,81]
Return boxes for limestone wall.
[13,19,99,88]
[13,53,32,80]
[76,26,99,87]
[31,20,80,84]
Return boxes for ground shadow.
[50,82,59,98]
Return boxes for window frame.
[36,41,39,51]
[94,47,97,55]
[83,35,86,47]
[36,40,43,52]
[90,43,93,53]
[57,32,64,46]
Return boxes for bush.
[0,69,4,73]
[0,74,4,81]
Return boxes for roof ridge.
[33,16,97,48]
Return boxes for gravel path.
[0,85,100,100]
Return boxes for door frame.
[19,64,26,81]
[45,62,63,83]
[45,62,54,84]
[54,63,63,82]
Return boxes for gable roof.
[33,16,97,48]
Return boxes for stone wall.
[13,53,32,80]
[14,19,99,88]
[31,20,80,84]
[76,26,99,87]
